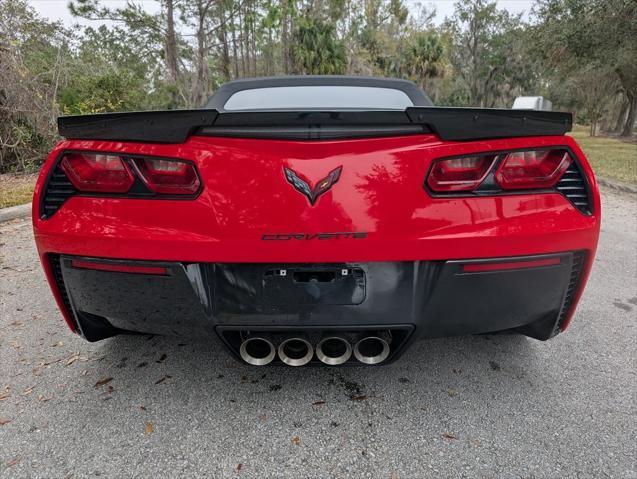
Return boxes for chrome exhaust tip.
[353,336,390,365]
[316,336,352,365]
[278,337,313,367]
[239,337,276,366]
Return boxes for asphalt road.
[1,190,635,479]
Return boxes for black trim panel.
[58,110,218,143]
[406,107,572,141]
[58,253,584,350]
[58,107,572,143]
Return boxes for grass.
[568,125,637,184]
[0,174,37,209]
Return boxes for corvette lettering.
[262,232,368,240]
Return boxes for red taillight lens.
[61,152,134,193]
[495,149,572,190]
[427,155,496,192]
[132,158,200,195]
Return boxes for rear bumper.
[47,252,588,362]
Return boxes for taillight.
[61,152,134,193]
[131,158,200,195]
[495,149,572,190]
[426,155,496,192]
[426,148,576,195]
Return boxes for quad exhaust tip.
[353,336,390,365]
[316,336,352,365]
[239,337,276,366]
[278,337,313,367]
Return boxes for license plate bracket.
[263,266,366,305]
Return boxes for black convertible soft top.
[58,76,572,143]
[204,75,434,110]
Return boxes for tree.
[405,31,444,91]
[533,0,636,136]
[0,0,66,172]
[291,17,347,74]
[445,0,529,107]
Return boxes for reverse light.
[427,155,496,192]
[132,158,200,195]
[61,152,134,193]
[495,149,572,190]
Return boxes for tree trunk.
[620,90,636,137]
[164,0,180,106]
[218,20,231,81]
[192,1,207,107]
[238,9,246,77]
[230,11,239,78]
[613,93,629,133]
[281,0,290,74]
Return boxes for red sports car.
[32,76,600,366]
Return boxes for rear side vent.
[49,254,78,330]
[556,162,591,214]
[41,165,76,218]
[556,251,585,331]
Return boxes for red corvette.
[32,76,600,366]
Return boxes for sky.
[29,0,535,27]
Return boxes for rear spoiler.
[58,107,572,143]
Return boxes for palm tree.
[291,18,347,75]
[406,32,444,91]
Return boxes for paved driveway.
[1,191,635,478]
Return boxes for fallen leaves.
[0,418,12,425]
[312,400,326,406]
[145,422,154,435]
[156,354,167,363]
[350,395,367,401]
[6,457,21,467]
[39,357,63,367]
[37,394,52,402]
[291,436,301,446]
[94,377,113,388]
[65,352,88,366]
[442,432,457,441]
[235,463,242,473]
[446,388,457,397]
[154,375,172,385]
[469,437,481,447]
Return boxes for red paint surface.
[33,133,601,332]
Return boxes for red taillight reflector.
[132,158,200,195]
[495,149,572,190]
[71,259,167,275]
[61,152,134,193]
[427,155,496,192]
[463,257,561,273]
